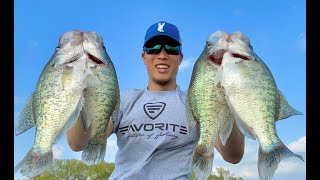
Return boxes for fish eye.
[55,45,61,50]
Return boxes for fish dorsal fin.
[277,90,303,121]
[16,93,35,135]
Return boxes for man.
[67,21,244,179]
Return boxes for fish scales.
[187,31,234,180]
[218,31,304,180]
[14,30,119,178]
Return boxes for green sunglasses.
[144,44,181,55]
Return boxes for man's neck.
[147,81,177,91]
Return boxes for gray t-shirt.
[109,86,198,180]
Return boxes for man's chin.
[153,79,171,86]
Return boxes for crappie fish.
[186,31,235,180]
[80,32,120,165]
[215,31,304,180]
[14,30,110,178]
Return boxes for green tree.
[33,159,115,180]
[34,159,89,180]
[87,162,115,179]
[34,159,242,180]
[210,167,243,180]
[190,167,243,180]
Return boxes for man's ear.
[142,51,146,65]
[179,52,183,65]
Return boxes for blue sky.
[14,1,306,179]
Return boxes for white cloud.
[105,134,118,162]
[288,136,306,153]
[212,138,260,179]
[179,57,195,72]
[211,136,306,180]
[275,136,306,175]
[296,32,306,53]
[277,159,306,174]
[107,136,118,150]
[53,144,65,159]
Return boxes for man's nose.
[157,47,168,58]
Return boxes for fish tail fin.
[14,149,53,178]
[81,141,106,165]
[258,142,304,180]
[191,145,214,180]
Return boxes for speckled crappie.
[14,30,115,178]
[186,31,235,180]
[216,31,304,180]
[80,32,120,165]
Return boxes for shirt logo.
[144,102,166,120]
[157,22,165,32]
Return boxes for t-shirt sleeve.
[111,91,126,134]
[111,89,144,134]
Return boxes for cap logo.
[157,22,165,32]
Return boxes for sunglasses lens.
[145,45,161,54]
[165,45,180,55]
[145,44,180,55]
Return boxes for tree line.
[17,159,243,180]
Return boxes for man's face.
[142,40,183,87]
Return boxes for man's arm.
[66,113,114,151]
[215,122,244,164]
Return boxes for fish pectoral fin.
[16,93,35,135]
[219,114,235,146]
[80,109,91,131]
[277,90,303,121]
[53,96,85,144]
[81,74,101,89]
[213,66,223,86]
[225,96,256,140]
[234,116,256,140]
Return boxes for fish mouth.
[230,52,251,61]
[209,49,226,66]
[87,53,104,64]
[64,53,104,65]
[209,50,252,66]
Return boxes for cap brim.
[144,35,181,47]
